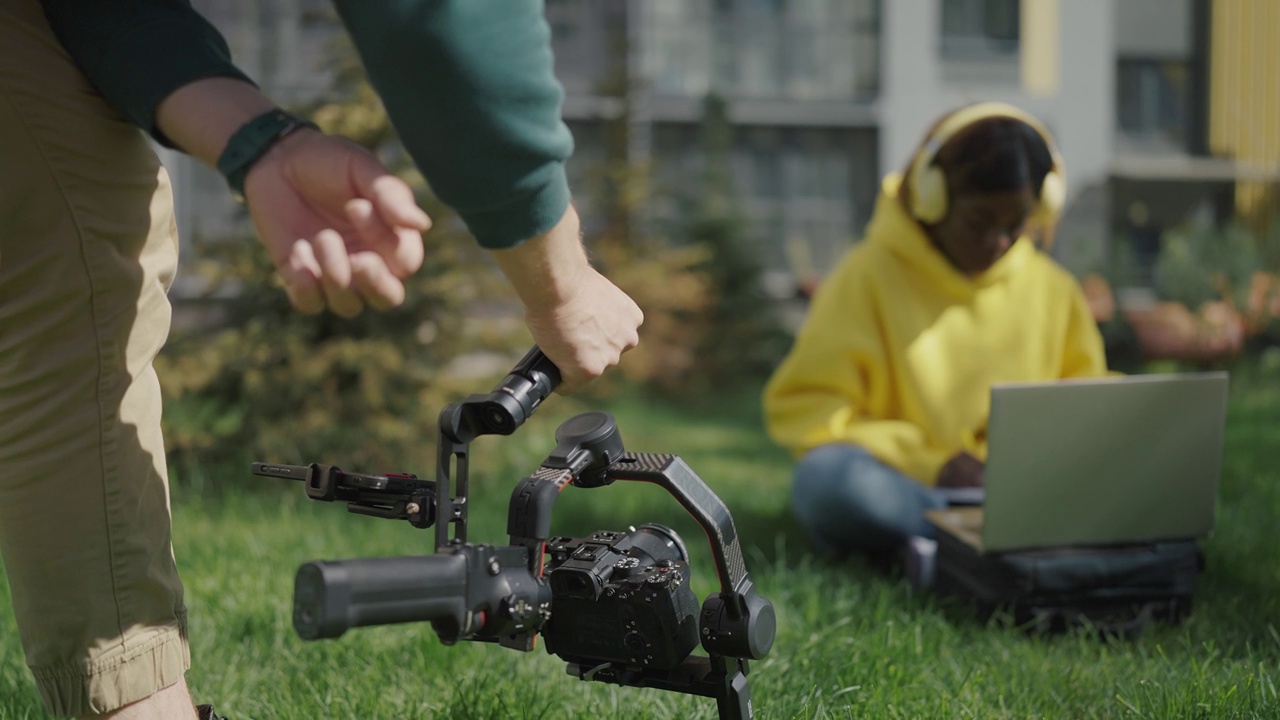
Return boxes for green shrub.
[1153,217,1264,311]
[664,94,791,392]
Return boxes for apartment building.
[158,0,1278,294]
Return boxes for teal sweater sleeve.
[331,1,574,249]
[38,0,255,148]
[42,1,575,249]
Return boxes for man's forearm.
[154,78,276,168]
[490,206,591,313]
[488,202,644,395]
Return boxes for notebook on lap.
[926,372,1229,554]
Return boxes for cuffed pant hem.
[31,618,191,718]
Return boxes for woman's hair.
[934,118,1054,198]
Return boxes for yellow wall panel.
[1210,0,1280,229]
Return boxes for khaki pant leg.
[0,2,189,716]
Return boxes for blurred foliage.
[1089,213,1280,371]
[679,95,793,390]
[590,229,716,394]
[157,28,523,474]
[1153,217,1264,311]
[583,92,791,396]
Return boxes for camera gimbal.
[253,347,777,719]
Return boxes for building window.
[644,0,880,102]
[546,0,619,96]
[1117,59,1189,151]
[940,0,1020,58]
[654,125,873,271]
[645,1,714,96]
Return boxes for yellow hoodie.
[763,173,1108,485]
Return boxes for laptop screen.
[980,372,1229,552]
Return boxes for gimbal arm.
[505,412,777,661]
[603,454,776,661]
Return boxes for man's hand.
[242,130,429,316]
[522,264,643,394]
[155,78,429,316]
[492,206,643,394]
[936,452,985,488]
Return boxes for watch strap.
[216,109,318,201]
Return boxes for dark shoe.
[197,705,228,720]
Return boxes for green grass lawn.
[2,370,1279,719]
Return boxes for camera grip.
[440,346,561,443]
[293,554,468,640]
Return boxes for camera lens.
[629,523,690,565]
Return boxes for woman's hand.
[936,452,985,488]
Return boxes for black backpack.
[926,526,1203,639]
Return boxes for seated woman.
[763,103,1109,558]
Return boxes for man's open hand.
[242,129,429,317]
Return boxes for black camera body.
[542,526,699,671]
[252,348,775,720]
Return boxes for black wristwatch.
[216,109,319,202]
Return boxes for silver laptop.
[927,372,1229,553]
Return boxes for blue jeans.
[792,444,949,555]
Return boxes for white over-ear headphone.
[907,102,1066,227]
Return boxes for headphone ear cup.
[1038,169,1066,220]
[912,166,949,225]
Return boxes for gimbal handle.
[439,346,560,444]
[435,346,560,550]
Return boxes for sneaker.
[197,705,228,720]
[903,535,938,590]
